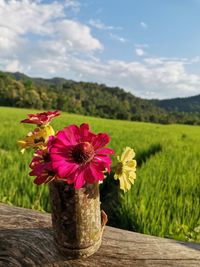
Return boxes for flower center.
[115,162,123,175]
[34,137,45,144]
[72,142,94,164]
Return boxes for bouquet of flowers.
[18,110,137,258]
[18,111,137,192]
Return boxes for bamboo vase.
[49,180,104,258]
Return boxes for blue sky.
[0,0,200,99]
[82,0,200,59]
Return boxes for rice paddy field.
[0,106,200,243]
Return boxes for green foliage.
[0,107,200,243]
[1,71,200,125]
[153,94,200,113]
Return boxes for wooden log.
[0,203,199,267]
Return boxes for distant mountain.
[8,72,29,81]
[0,71,200,125]
[6,71,74,88]
[153,95,200,113]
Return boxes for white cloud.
[109,33,126,43]
[0,0,102,52]
[5,59,23,72]
[64,0,80,13]
[135,48,145,56]
[140,21,148,29]
[88,19,114,30]
[55,20,103,52]
[0,0,65,36]
[0,0,103,61]
[190,56,200,63]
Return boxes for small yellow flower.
[114,147,137,192]
[17,125,55,153]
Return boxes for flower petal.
[126,171,136,183]
[34,175,48,185]
[96,148,115,155]
[50,145,73,159]
[64,125,80,144]
[119,172,132,192]
[21,110,60,125]
[74,169,86,188]
[55,162,78,178]
[121,147,135,162]
[80,123,89,138]
[89,163,104,181]
[83,167,96,183]
[124,160,137,171]
[94,155,112,172]
[92,133,110,150]
[56,131,73,146]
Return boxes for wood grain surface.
[0,203,199,267]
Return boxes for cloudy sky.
[0,0,200,99]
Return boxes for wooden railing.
[0,203,199,267]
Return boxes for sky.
[0,0,200,99]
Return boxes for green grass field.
[0,106,200,242]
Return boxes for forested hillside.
[0,71,200,125]
[153,95,200,113]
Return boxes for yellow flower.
[17,125,55,153]
[114,147,137,192]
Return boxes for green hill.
[153,95,200,113]
[0,70,200,125]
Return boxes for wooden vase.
[49,180,104,259]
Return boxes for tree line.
[0,71,200,125]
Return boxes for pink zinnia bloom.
[21,110,60,126]
[29,148,55,185]
[49,123,115,188]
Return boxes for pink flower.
[49,123,115,188]
[29,148,55,185]
[21,110,60,126]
